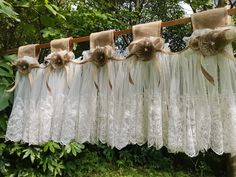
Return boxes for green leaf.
[51,4,59,11]
[57,13,66,20]
[43,143,49,152]
[0,116,7,131]
[2,54,17,61]
[0,68,12,77]
[0,0,20,21]
[71,146,77,156]
[49,144,55,153]
[19,23,36,35]
[22,149,31,159]
[65,144,71,154]
[0,62,12,72]
[0,143,6,151]
[40,15,55,27]
[43,160,47,172]
[45,4,57,16]
[48,163,54,172]
[41,27,63,39]
[0,86,10,111]
[30,153,35,164]
[53,142,60,150]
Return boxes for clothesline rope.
[1,7,236,55]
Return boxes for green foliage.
[0,0,19,21]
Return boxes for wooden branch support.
[0,7,236,55]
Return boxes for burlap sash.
[50,37,72,52]
[90,30,115,49]
[191,7,228,31]
[132,21,162,40]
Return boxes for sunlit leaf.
[0,0,20,21]
[0,86,10,111]
[45,4,57,15]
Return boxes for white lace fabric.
[167,27,236,156]
[6,67,44,144]
[5,28,236,157]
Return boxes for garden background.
[0,0,234,176]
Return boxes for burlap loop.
[45,37,74,92]
[7,44,40,92]
[132,21,162,40]
[46,37,75,70]
[90,30,115,49]
[78,30,118,91]
[191,7,228,31]
[18,44,39,61]
[127,21,164,61]
[127,21,163,85]
[78,30,121,67]
[16,44,40,74]
[50,37,73,52]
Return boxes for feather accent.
[92,66,99,92]
[201,64,215,85]
[128,72,134,85]
[128,60,134,85]
[200,55,215,85]
[107,62,112,90]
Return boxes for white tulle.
[37,52,76,144]
[60,50,121,146]
[168,28,236,156]
[60,63,82,144]
[115,51,170,150]
[6,67,44,144]
[5,29,236,157]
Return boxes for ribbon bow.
[126,37,164,84]
[7,56,40,92]
[78,45,123,91]
[188,29,235,85]
[45,50,75,92]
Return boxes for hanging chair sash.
[78,30,120,90]
[7,44,40,92]
[190,8,236,85]
[191,7,229,31]
[127,21,163,84]
[45,37,74,91]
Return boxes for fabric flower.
[78,45,123,90]
[189,29,229,56]
[16,56,39,75]
[45,50,75,92]
[126,37,164,84]
[187,28,235,86]
[79,46,121,66]
[45,50,74,69]
[127,37,164,61]
[7,56,39,92]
